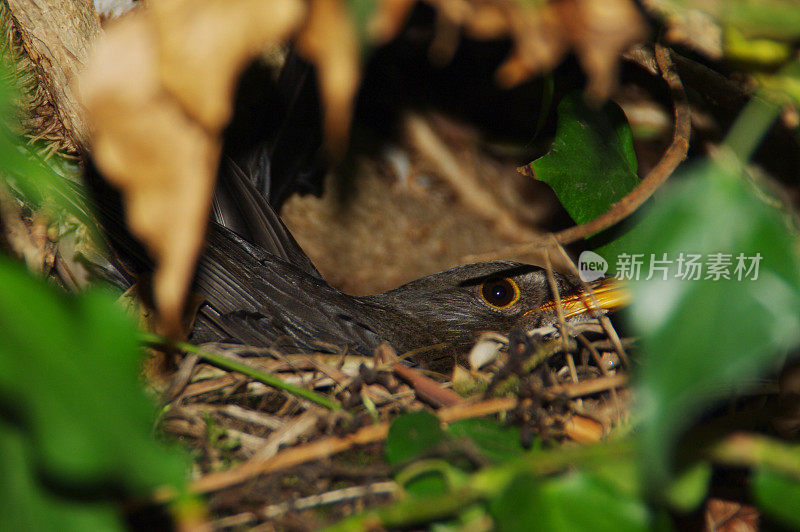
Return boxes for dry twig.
[404,113,543,243]
[392,363,463,407]
[179,369,628,498]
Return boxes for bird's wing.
[211,158,323,280]
[210,50,325,279]
[191,223,385,353]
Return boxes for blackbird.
[88,157,625,370]
[91,55,626,369]
[182,161,627,369]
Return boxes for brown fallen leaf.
[151,0,305,131]
[640,0,723,59]
[296,0,360,157]
[558,0,647,100]
[494,2,568,87]
[379,0,646,101]
[563,414,604,443]
[80,1,307,334]
[705,498,759,532]
[80,13,220,335]
[370,0,418,43]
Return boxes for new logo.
[578,250,608,282]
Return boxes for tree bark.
[4,0,101,150]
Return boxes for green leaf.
[522,92,639,226]
[619,162,800,487]
[724,26,792,66]
[721,0,800,41]
[662,462,712,512]
[345,0,379,54]
[401,470,449,498]
[490,471,652,532]
[0,422,122,531]
[385,411,448,465]
[394,458,465,498]
[447,418,527,464]
[0,61,97,241]
[0,256,188,526]
[430,505,491,532]
[656,1,800,43]
[753,469,800,528]
[389,416,527,496]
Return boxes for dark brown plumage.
[87,57,624,369]
[86,156,622,371]
[187,162,610,369]
[192,229,575,366]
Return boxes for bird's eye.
[479,277,520,309]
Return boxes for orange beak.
[538,277,631,319]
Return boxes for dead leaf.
[383,0,647,100]
[370,0,418,43]
[558,0,647,100]
[296,0,361,158]
[705,498,759,532]
[640,0,723,59]
[564,415,604,443]
[494,2,567,87]
[80,13,219,335]
[151,0,305,130]
[466,2,515,39]
[80,0,305,335]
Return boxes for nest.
[156,315,631,529]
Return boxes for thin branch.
[181,396,519,497]
[174,371,629,499]
[392,363,464,407]
[405,113,542,243]
[546,373,627,399]
[543,248,577,385]
[259,481,398,520]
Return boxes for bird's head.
[368,261,628,361]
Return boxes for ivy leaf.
[0,256,188,527]
[386,411,451,496]
[0,423,121,531]
[662,462,712,512]
[753,468,800,529]
[489,470,653,532]
[447,418,528,464]
[385,411,448,465]
[620,161,800,487]
[520,92,639,226]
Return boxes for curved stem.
[722,92,782,163]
